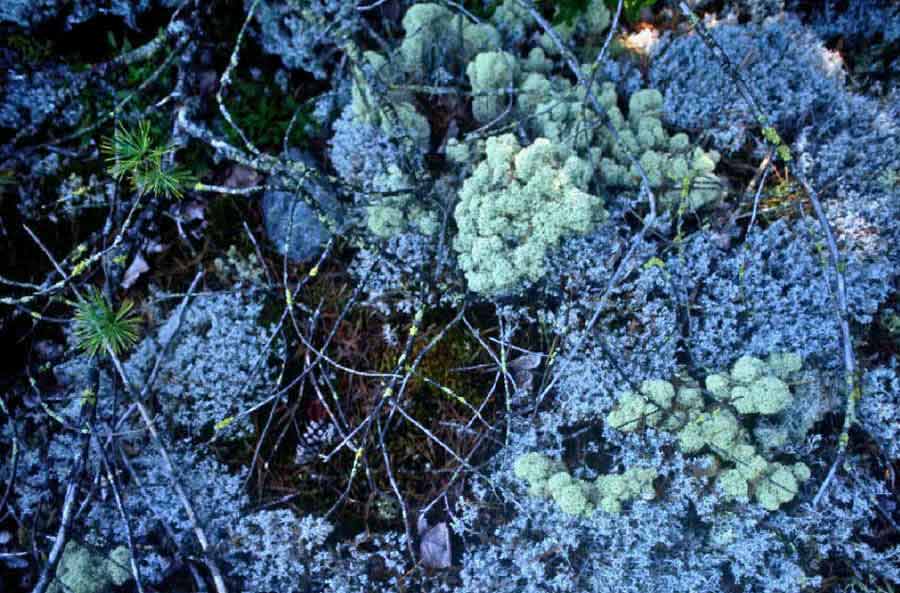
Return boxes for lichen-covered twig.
[94,434,146,593]
[29,367,99,593]
[678,1,859,506]
[216,0,263,157]
[799,174,860,507]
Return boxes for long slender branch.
[107,353,230,593]
[677,1,860,505]
[30,368,99,593]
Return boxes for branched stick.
[94,434,146,593]
[30,367,99,593]
[107,353,231,593]
[0,396,19,520]
[799,174,860,507]
[216,0,263,157]
[678,1,860,505]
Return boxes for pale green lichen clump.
[467,51,519,124]
[399,3,500,79]
[50,542,131,593]
[605,352,811,511]
[547,471,596,516]
[594,467,657,514]
[595,87,725,211]
[537,0,611,56]
[514,452,657,517]
[453,134,605,295]
[512,69,725,211]
[347,48,431,152]
[706,354,795,415]
[513,451,565,497]
[366,165,439,238]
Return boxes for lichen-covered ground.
[1,1,898,592]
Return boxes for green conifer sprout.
[73,289,141,358]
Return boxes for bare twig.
[678,1,860,506]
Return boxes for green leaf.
[604,0,658,21]
[547,0,591,25]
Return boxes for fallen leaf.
[509,352,542,371]
[223,164,262,190]
[182,200,206,222]
[514,369,534,393]
[120,254,149,289]
[419,521,451,569]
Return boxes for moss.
[454,134,605,295]
[466,51,519,124]
[219,69,314,150]
[348,48,430,154]
[605,352,812,511]
[594,467,656,515]
[51,542,131,593]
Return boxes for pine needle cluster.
[73,289,141,357]
[101,120,194,199]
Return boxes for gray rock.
[261,180,341,263]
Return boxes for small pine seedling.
[101,120,194,199]
[73,289,141,357]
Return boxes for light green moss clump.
[604,353,812,510]
[50,542,131,593]
[514,453,656,517]
[453,134,605,295]
[400,3,500,79]
[366,165,439,238]
[594,467,657,514]
[467,51,519,124]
